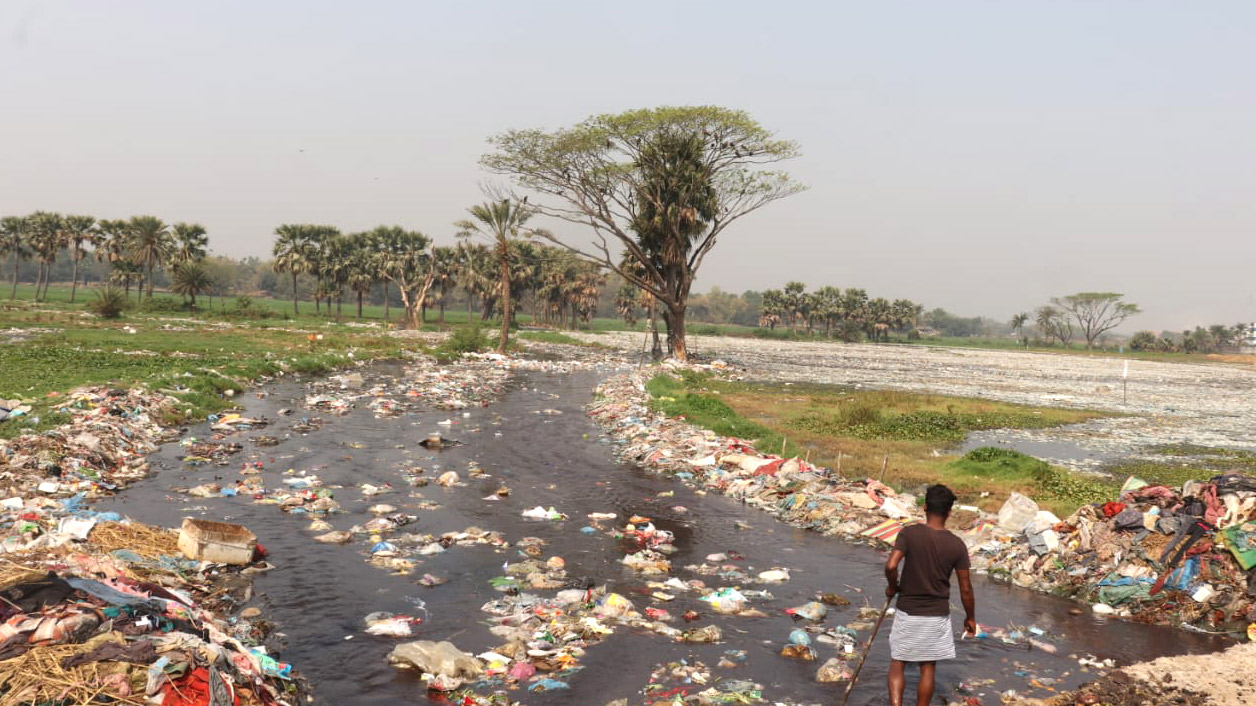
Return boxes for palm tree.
[170,260,212,311]
[127,215,171,300]
[370,225,436,329]
[95,219,136,299]
[1010,312,1030,345]
[321,235,354,318]
[456,242,494,320]
[26,211,65,301]
[272,224,312,315]
[62,215,98,303]
[171,223,209,265]
[0,215,30,300]
[431,245,459,325]
[344,233,376,319]
[455,199,534,354]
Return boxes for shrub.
[86,287,129,319]
[435,322,489,362]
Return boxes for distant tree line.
[1129,324,1252,354]
[753,282,925,342]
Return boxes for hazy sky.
[2,1,1253,330]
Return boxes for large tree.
[483,106,804,360]
[455,200,534,354]
[1051,292,1140,349]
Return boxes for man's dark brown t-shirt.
[893,523,971,616]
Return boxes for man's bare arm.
[957,568,976,635]
[884,549,905,598]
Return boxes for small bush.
[86,287,129,319]
[433,322,489,362]
[138,296,186,313]
[840,403,882,427]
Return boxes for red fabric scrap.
[161,668,239,706]
[1102,502,1126,518]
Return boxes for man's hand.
[885,583,898,598]
[964,618,977,636]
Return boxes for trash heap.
[587,370,928,542]
[0,385,310,704]
[587,368,1256,637]
[0,514,306,705]
[0,387,180,499]
[968,475,1256,635]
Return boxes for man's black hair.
[925,484,957,516]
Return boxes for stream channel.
[100,360,1227,705]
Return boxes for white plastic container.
[178,518,257,565]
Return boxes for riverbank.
[574,332,1256,475]
[1011,641,1256,706]
[0,384,310,704]
[587,363,1256,641]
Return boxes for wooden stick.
[836,451,842,474]
[839,595,893,706]
[878,455,889,482]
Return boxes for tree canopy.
[483,105,804,359]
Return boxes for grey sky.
[2,1,1253,331]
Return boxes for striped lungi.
[889,611,955,662]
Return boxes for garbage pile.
[587,368,1256,637]
[0,513,306,705]
[0,387,180,500]
[968,475,1256,635]
[0,385,310,704]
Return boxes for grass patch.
[0,320,410,439]
[1102,445,1256,488]
[645,371,1114,515]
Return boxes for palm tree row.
[759,281,924,341]
[0,211,208,303]
[271,207,606,348]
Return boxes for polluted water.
[99,358,1229,706]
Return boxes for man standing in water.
[884,484,977,706]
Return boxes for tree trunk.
[497,240,510,354]
[70,253,80,303]
[147,263,154,300]
[292,272,299,314]
[356,291,363,319]
[190,292,197,311]
[662,302,688,361]
[336,294,342,319]
[420,300,427,324]
[35,263,45,301]
[383,283,390,322]
[438,295,446,325]
[10,256,18,299]
[648,299,662,361]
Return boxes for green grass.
[645,371,1115,515]
[1102,445,1256,488]
[0,320,410,439]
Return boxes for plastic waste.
[387,640,483,679]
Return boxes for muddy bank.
[1011,642,1256,706]
[575,332,1256,469]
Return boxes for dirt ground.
[1010,642,1256,706]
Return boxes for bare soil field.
[578,332,1256,469]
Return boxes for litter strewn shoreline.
[587,364,1256,641]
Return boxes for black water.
[101,363,1228,705]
